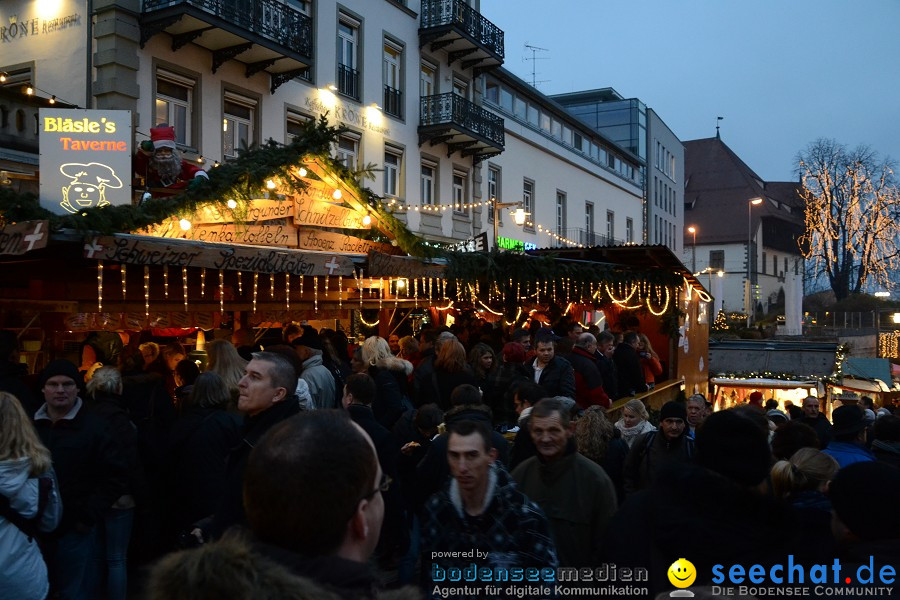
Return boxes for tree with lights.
[797,139,900,301]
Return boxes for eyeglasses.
[361,473,392,502]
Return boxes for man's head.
[292,326,324,361]
[447,420,497,497]
[450,384,483,407]
[533,335,555,367]
[387,334,401,354]
[342,373,377,409]
[161,342,186,372]
[596,331,615,357]
[686,394,708,428]
[513,382,545,415]
[40,359,81,416]
[747,391,764,410]
[802,396,820,419]
[511,329,531,352]
[574,332,597,353]
[237,352,297,416]
[658,400,687,441]
[244,411,383,561]
[283,323,303,344]
[529,397,574,462]
[622,331,640,349]
[829,461,900,543]
[567,322,583,341]
[830,404,868,443]
[696,409,774,488]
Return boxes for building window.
[336,132,360,169]
[222,91,256,160]
[556,192,567,236]
[420,160,436,206]
[606,210,615,241]
[285,0,310,14]
[337,15,360,100]
[383,39,402,118]
[585,202,595,244]
[774,254,779,276]
[384,146,401,198]
[156,69,195,147]
[710,250,725,270]
[626,217,634,243]
[761,252,767,275]
[452,77,468,99]
[420,60,436,97]
[285,110,312,144]
[487,166,501,224]
[452,170,467,213]
[485,80,499,104]
[523,179,535,231]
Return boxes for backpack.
[0,475,54,542]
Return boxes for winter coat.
[521,355,576,399]
[612,343,647,398]
[87,390,149,505]
[594,352,618,400]
[167,407,242,530]
[799,413,833,449]
[567,347,610,409]
[33,398,128,534]
[871,439,900,468]
[823,441,876,469]
[639,353,663,386]
[511,441,617,568]
[0,458,62,600]
[146,531,422,600]
[623,429,694,494]
[422,463,558,595]
[614,418,656,448]
[417,365,479,411]
[368,356,414,430]
[300,354,336,410]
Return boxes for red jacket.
[568,346,610,409]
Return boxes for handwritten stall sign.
[193,199,295,224]
[144,222,298,247]
[0,220,49,255]
[39,109,132,214]
[367,251,445,279]
[297,229,394,255]
[85,234,355,276]
[294,195,369,229]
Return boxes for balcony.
[419,93,504,162]
[337,64,359,101]
[141,0,313,93]
[383,85,403,119]
[419,0,504,74]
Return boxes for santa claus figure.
[134,124,208,195]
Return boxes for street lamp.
[491,197,525,249]
[687,225,697,273]
[747,197,764,325]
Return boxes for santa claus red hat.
[150,125,177,150]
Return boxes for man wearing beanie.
[822,405,875,468]
[33,359,128,598]
[623,400,694,493]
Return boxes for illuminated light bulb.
[25,85,34,95]
[266,179,276,190]
[49,96,56,105]
[197,156,205,164]
[179,218,191,231]
[213,161,220,168]
[298,167,308,177]
[227,199,238,209]
[0,73,6,83]
[396,279,406,289]
[362,215,372,226]
[332,189,342,200]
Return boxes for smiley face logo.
[668,558,696,588]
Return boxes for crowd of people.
[1,320,899,599]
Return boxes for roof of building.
[683,137,803,245]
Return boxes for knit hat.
[291,326,323,351]
[659,400,687,422]
[40,359,80,388]
[748,391,764,405]
[696,410,773,486]
[766,409,788,424]
[501,342,526,364]
[829,461,900,541]
[150,125,177,150]
[863,408,876,424]
[831,404,868,437]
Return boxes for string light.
[299,274,304,299]
[252,272,259,313]
[355,269,364,310]
[163,265,169,298]
[270,273,275,299]
[332,189,342,200]
[120,264,127,299]
[237,271,243,294]
[314,276,318,311]
[200,267,207,296]
[179,218,191,231]
[227,199,238,209]
[183,267,189,310]
[433,300,455,311]
[285,273,290,312]
[358,313,380,327]
[144,266,150,317]
[477,300,503,316]
[379,277,384,311]
[97,261,103,312]
[324,274,329,297]
[266,179,277,190]
[646,286,671,316]
[219,269,225,313]
[338,275,343,309]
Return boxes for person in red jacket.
[133,125,208,196]
[568,333,610,409]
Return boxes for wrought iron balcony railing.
[419,93,504,153]
[420,0,504,70]
[337,64,360,100]
[383,85,403,119]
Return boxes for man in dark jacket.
[421,419,558,595]
[568,333,610,409]
[612,331,647,398]
[33,359,128,599]
[595,330,618,400]
[623,400,694,493]
[799,395,833,448]
[521,333,575,399]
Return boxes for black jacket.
[87,390,149,504]
[521,355,575,399]
[612,343,647,398]
[367,356,414,430]
[34,400,128,534]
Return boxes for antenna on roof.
[716,116,724,139]
[523,43,550,89]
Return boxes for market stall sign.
[39,108,132,215]
[0,220,49,255]
[497,236,537,251]
[294,196,369,229]
[143,222,298,247]
[297,228,394,255]
[367,251,445,279]
[84,234,355,276]
[193,199,294,224]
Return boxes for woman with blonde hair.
[0,392,63,600]
[637,333,663,389]
[770,447,839,552]
[360,336,414,429]
[205,339,248,405]
[614,397,656,448]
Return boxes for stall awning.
[710,377,818,390]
